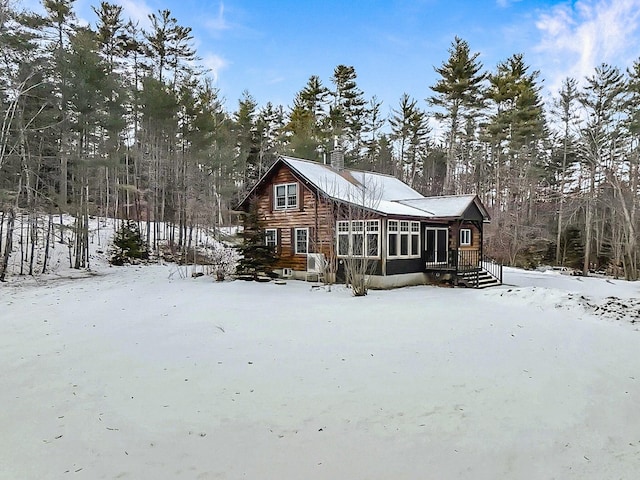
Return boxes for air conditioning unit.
[282,268,293,278]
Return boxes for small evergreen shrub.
[236,198,277,280]
[109,220,150,266]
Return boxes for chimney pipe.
[330,137,344,171]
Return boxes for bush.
[209,243,238,281]
[109,220,149,266]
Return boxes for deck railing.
[481,255,503,284]
[425,249,480,271]
[456,249,481,272]
[424,249,503,286]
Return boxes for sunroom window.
[388,220,420,258]
[336,220,380,258]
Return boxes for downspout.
[314,188,319,250]
[381,217,387,276]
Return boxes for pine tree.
[429,37,485,194]
[110,220,149,265]
[550,77,580,265]
[330,65,367,164]
[578,63,626,275]
[233,90,259,189]
[236,198,277,279]
[390,93,421,179]
[284,75,330,161]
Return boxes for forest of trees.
[1,0,639,280]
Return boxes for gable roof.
[240,155,490,221]
[397,195,491,220]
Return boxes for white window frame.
[366,220,380,257]
[294,227,308,255]
[274,183,297,210]
[460,228,472,246]
[335,219,380,258]
[265,228,277,248]
[337,221,350,256]
[410,221,420,256]
[387,220,421,258]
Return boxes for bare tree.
[317,172,383,296]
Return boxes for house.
[238,153,502,288]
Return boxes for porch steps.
[457,269,501,289]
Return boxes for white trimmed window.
[388,220,420,258]
[336,220,380,258]
[265,229,277,248]
[294,227,308,254]
[410,221,420,256]
[337,221,350,256]
[388,220,398,257]
[274,183,297,210]
[460,228,472,246]
[366,220,380,257]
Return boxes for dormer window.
[274,183,297,210]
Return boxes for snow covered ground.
[2,260,640,479]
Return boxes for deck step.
[457,269,501,288]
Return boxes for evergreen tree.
[484,53,546,212]
[236,198,277,279]
[549,77,580,264]
[330,65,367,165]
[233,90,259,189]
[389,93,429,182]
[361,96,385,170]
[255,102,286,177]
[578,63,626,275]
[429,37,485,194]
[110,219,150,265]
[285,91,322,160]
[284,75,330,161]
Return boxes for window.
[295,227,308,254]
[400,221,409,255]
[388,220,420,258]
[336,220,380,258]
[352,221,364,256]
[337,221,350,256]
[274,183,297,210]
[460,228,472,246]
[410,222,420,256]
[265,229,277,248]
[388,221,398,257]
[366,220,379,257]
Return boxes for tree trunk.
[0,208,15,281]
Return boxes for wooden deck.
[425,249,503,288]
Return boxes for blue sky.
[30,0,640,112]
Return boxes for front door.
[425,227,448,264]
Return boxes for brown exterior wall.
[450,221,482,252]
[247,160,488,278]
[253,164,334,271]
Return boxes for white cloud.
[118,0,154,30]
[205,2,231,34]
[534,0,640,95]
[202,53,228,83]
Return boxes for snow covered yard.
[2,266,640,479]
